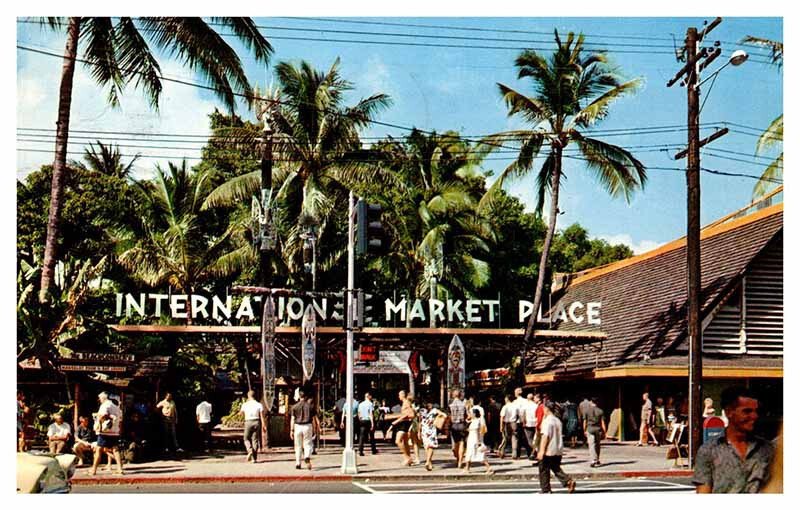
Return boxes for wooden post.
[440,349,447,408]
[73,382,80,433]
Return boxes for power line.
[17,147,780,185]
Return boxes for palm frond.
[478,132,545,211]
[752,153,783,198]
[114,17,163,109]
[741,36,783,66]
[202,171,260,209]
[570,78,643,129]
[81,17,125,107]
[497,83,550,124]
[756,114,783,154]
[574,135,647,202]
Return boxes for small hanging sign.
[262,295,276,411]
[301,304,317,382]
[447,334,465,392]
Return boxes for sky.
[16,16,783,255]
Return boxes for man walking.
[693,386,776,493]
[521,393,539,460]
[290,387,320,470]
[90,392,124,476]
[511,387,526,460]
[537,401,576,493]
[358,392,378,456]
[578,396,591,445]
[583,397,606,467]
[497,394,515,459]
[449,389,468,468]
[196,398,213,453]
[156,392,182,454]
[239,390,263,463]
[637,392,653,446]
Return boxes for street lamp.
[697,50,749,87]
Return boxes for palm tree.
[741,36,783,198]
[36,17,272,303]
[203,58,392,281]
[480,31,647,343]
[116,161,245,324]
[377,129,495,299]
[71,141,140,179]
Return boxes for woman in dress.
[563,400,580,447]
[419,402,444,471]
[407,395,423,464]
[387,393,416,466]
[464,407,493,474]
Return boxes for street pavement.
[70,437,692,489]
[74,478,694,494]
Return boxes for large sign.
[353,350,411,375]
[115,292,601,326]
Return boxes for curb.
[72,470,693,486]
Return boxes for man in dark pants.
[537,401,576,494]
[357,392,378,455]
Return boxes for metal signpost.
[341,191,358,474]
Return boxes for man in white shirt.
[521,393,539,460]
[196,398,213,453]
[537,401,576,493]
[498,394,517,459]
[47,414,71,454]
[90,392,124,476]
[510,387,527,460]
[357,393,378,456]
[239,390,263,463]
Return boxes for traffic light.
[354,291,374,328]
[356,199,385,256]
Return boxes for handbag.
[433,413,448,430]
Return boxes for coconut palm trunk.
[524,144,562,341]
[39,16,80,303]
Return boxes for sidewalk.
[71,439,692,486]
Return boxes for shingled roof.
[529,203,783,373]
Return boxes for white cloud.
[17,47,222,181]
[599,233,663,255]
[359,55,393,98]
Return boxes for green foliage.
[221,397,246,427]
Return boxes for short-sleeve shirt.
[241,399,263,421]
[540,414,564,457]
[641,399,653,422]
[196,401,212,424]
[521,400,538,427]
[584,405,605,433]
[357,400,374,421]
[449,398,467,424]
[47,422,71,439]
[500,403,517,423]
[97,400,121,435]
[292,400,317,425]
[692,434,775,493]
[76,424,95,442]
[158,399,178,422]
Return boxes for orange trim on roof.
[570,202,783,286]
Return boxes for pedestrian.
[90,392,124,476]
[563,399,580,448]
[419,402,444,471]
[290,387,319,470]
[537,401,576,494]
[448,389,468,468]
[239,390,263,463]
[511,387,526,460]
[636,392,653,446]
[484,396,500,452]
[497,394,516,459]
[583,397,606,467]
[334,396,346,446]
[340,395,360,447]
[196,397,213,453]
[703,397,716,417]
[357,392,378,456]
[653,397,667,445]
[520,393,538,459]
[73,416,96,466]
[464,407,494,475]
[387,391,415,466]
[17,391,30,452]
[47,414,72,454]
[534,394,547,457]
[693,386,776,493]
[407,395,423,464]
[156,392,182,454]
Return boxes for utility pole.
[685,26,703,467]
[341,190,358,474]
[666,17,730,466]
